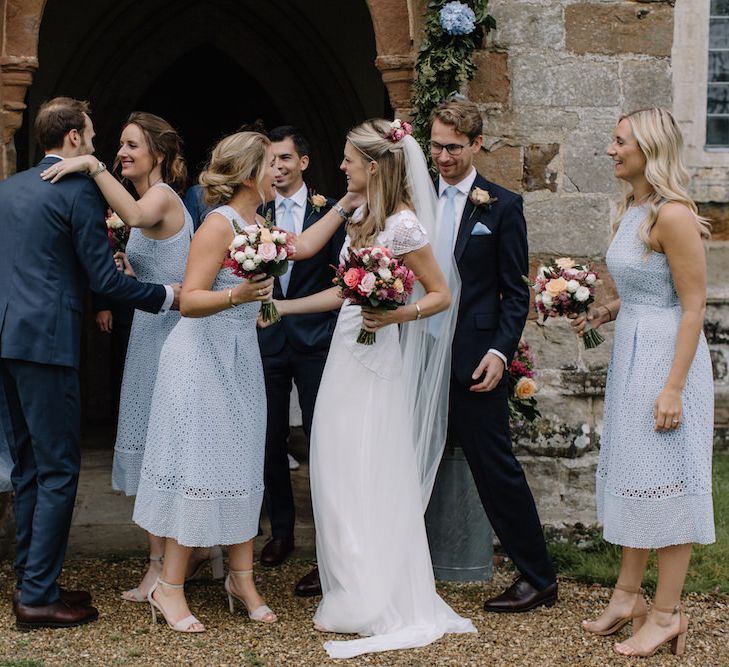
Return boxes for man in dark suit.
[258,126,345,571]
[430,99,557,612]
[0,97,178,629]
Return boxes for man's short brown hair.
[35,97,90,151]
[430,99,483,140]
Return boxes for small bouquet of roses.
[106,211,130,254]
[528,257,603,348]
[224,223,295,323]
[333,246,416,345]
[508,339,540,425]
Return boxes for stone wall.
[463,0,727,528]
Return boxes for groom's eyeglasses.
[430,140,473,156]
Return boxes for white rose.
[535,293,542,303]
[542,293,553,307]
[585,273,597,285]
[253,255,263,265]
[232,234,247,247]
[273,231,286,243]
[392,119,402,129]
[276,249,287,261]
[566,279,579,293]
[575,286,591,302]
[378,267,392,281]
[247,233,258,244]
[242,259,256,271]
[234,251,246,263]
[538,265,550,278]
[244,246,256,258]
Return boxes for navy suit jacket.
[0,156,166,370]
[451,172,530,388]
[257,192,345,356]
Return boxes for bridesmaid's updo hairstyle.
[613,108,710,245]
[114,112,187,194]
[199,132,271,208]
[346,119,413,248]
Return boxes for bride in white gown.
[270,119,475,658]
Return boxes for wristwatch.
[89,161,106,178]
[333,203,352,221]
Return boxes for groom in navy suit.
[258,126,345,570]
[430,99,557,612]
[0,97,177,629]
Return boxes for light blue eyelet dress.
[598,203,715,548]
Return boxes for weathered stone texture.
[511,56,620,108]
[565,2,673,57]
[689,167,729,204]
[470,50,510,106]
[489,0,565,51]
[524,193,612,257]
[474,144,523,193]
[523,144,559,192]
[484,108,581,144]
[621,58,672,112]
[700,203,729,241]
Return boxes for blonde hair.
[346,119,413,248]
[612,108,710,246]
[199,131,270,207]
[430,99,482,140]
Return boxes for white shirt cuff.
[488,348,507,367]
[160,285,174,313]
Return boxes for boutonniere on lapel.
[468,187,497,219]
[309,192,328,214]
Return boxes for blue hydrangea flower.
[439,1,477,36]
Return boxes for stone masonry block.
[511,55,620,108]
[470,50,510,105]
[523,144,560,192]
[489,0,565,50]
[474,145,522,193]
[484,108,581,145]
[699,203,729,241]
[524,193,612,256]
[621,59,672,112]
[566,2,674,57]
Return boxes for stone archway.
[0,0,421,181]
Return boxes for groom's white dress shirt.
[274,182,308,236]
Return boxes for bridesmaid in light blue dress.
[49,112,194,602]
[573,109,714,659]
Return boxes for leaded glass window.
[708,0,729,147]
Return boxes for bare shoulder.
[655,201,701,241]
[194,211,234,244]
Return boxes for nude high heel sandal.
[582,583,648,636]
[224,569,277,623]
[147,578,205,633]
[121,555,163,603]
[614,603,688,657]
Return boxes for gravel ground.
[1,558,728,667]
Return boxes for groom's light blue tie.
[443,185,459,253]
[429,185,459,336]
[278,198,295,296]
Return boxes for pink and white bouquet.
[528,257,604,348]
[106,210,130,254]
[224,223,296,323]
[508,339,540,425]
[333,246,416,345]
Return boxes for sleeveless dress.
[132,206,266,547]
[112,183,193,495]
[599,203,715,548]
[310,210,476,659]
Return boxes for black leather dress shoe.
[483,576,558,613]
[260,538,294,567]
[12,587,92,613]
[294,566,321,597]
[15,600,99,630]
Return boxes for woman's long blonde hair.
[199,131,270,208]
[612,108,710,245]
[346,119,413,248]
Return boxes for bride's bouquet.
[224,223,295,323]
[508,339,541,426]
[527,257,604,348]
[333,246,415,345]
[106,211,130,254]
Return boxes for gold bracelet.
[414,302,422,320]
[227,288,234,308]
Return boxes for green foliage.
[549,452,729,595]
[411,0,496,150]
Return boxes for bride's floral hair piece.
[385,119,413,143]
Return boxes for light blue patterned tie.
[278,198,295,296]
[443,185,459,254]
[430,186,460,336]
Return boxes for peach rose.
[392,277,404,294]
[545,277,567,297]
[311,193,327,208]
[343,268,361,289]
[257,242,277,262]
[259,228,273,243]
[515,377,537,400]
[555,257,576,270]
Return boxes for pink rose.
[257,242,277,262]
[343,268,362,289]
[359,272,377,295]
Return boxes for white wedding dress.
[310,210,476,659]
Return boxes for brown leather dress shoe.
[483,576,558,613]
[15,600,99,630]
[12,587,93,613]
[260,538,294,567]
[294,566,321,597]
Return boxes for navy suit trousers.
[0,358,80,605]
